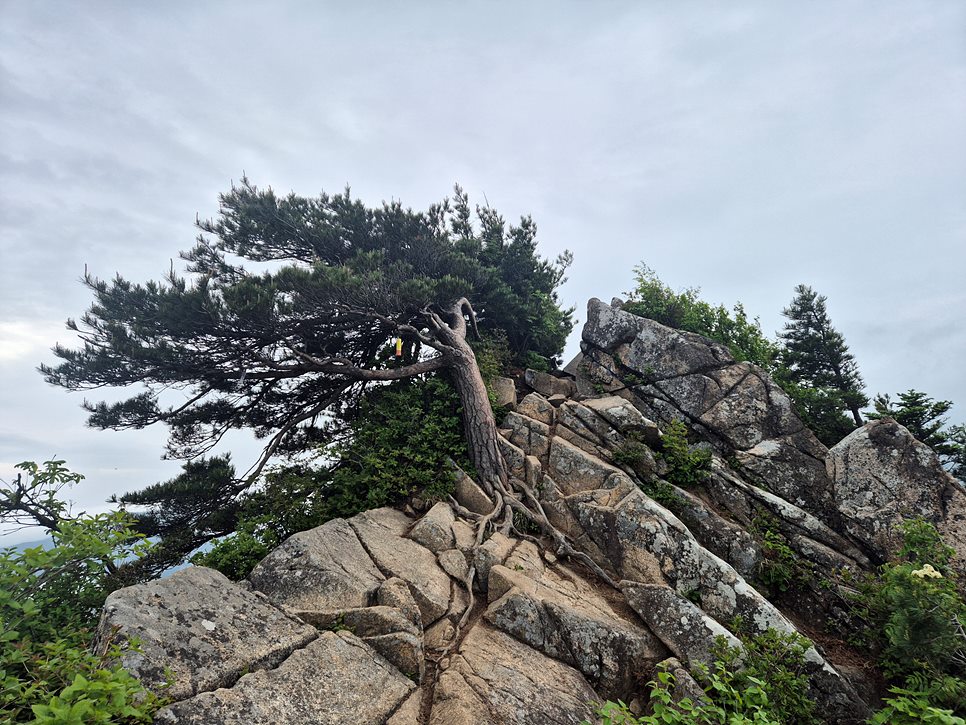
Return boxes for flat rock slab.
[155,630,414,724]
[548,436,622,495]
[516,392,556,426]
[354,506,415,536]
[248,517,384,611]
[486,563,667,699]
[431,625,598,725]
[582,395,659,441]
[95,566,316,701]
[350,514,452,624]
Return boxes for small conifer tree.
[779,285,868,428]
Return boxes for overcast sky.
[2,2,964,541]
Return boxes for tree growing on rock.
[40,180,601,585]
[779,284,868,429]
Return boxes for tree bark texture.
[432,300,508,494]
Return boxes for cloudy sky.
[2,2,964,541]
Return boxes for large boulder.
[485,542,667,700]
[622,582,740,668]
[94,567,316,701]
[248,517,384,612]
[828,418,966,571]
[349,512,453,624]
[408,501,456,553]
[490,376,518,408]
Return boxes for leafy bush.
[612,437,653,475]
[0,460,164,723]
[624,265,779,371]
[869,686,966,725]
[751,516,814,594]
[523,350,551,373]
[585,629,817,725]
[195,374,468,580]
[771,376,857,448]
[658,420,711,488]
[715,628,819,725]
[843,519,966,719]
[858,519,966,679]
[324,374,467,511]
[586,666,781,725]
[191,523,277,581]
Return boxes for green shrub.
[323,374,467,513]
[872,560,965,677]
[523,350,551,372]
[751,517,814,593]
[0,460,164,723]
[585,668,782,725]
[194,374,468,580]
[842,519,966,718]
[856,519,965,679]
[641,479,686,509]
[715,628,819,725]
[584,629,817,725]
[612,437,653,475]
[896,518,956,573]
[471,330,511,384]
[869,686,965,725]
[658,420,711,488]
[191,523,277,581]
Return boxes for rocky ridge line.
[94,298,966,724]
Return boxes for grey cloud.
[1,0,963,518]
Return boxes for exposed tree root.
[440,456,618,664]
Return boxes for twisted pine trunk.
[450,353,508,495]
[431,300,508,494]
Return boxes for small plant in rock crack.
[640,479,686,509]
[612,434,653,476]
[326,614,354,634]
[751,515,814,593]
[657,419,711,487]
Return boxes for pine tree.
[779,284,868,428]
[867,390,957,455]
[868,391,966,481]
[40,180,615,586]
[947,424,966,484]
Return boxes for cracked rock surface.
[155,631,414,724]
[94,297,966,724]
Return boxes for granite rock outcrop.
[95,298,966,724]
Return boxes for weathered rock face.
[248,517,384,611]
[95,566,317,702]
[580,297,837,524]
[828,417,966,573]
[431,625,598,725]
[96,298,966,724]
[155,631,415,725]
